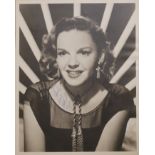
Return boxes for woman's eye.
[57,50,67,56]
[79,50,91,56]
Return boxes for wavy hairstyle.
[39,16,115,83]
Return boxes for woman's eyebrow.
[57,48,69,53]
[57,48,66,51]
[77,47,92,52]
[57,47,92,53]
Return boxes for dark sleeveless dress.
[24,79,135,152]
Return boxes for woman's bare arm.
[96,110,129,151]
[23,101,45,152]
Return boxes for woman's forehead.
[57,29,97,51]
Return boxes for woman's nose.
[68,56,79,69]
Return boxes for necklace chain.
[63,81,95,151]
[71,99,83,151]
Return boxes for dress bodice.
[24,79,135,151]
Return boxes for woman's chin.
[64,79,85,87]
[63,76,94,88]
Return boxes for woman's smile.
[66,70,83,78]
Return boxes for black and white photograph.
[16,0,138,153]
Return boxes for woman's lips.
[66,70,83,78]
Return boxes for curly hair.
[39,16,115,82]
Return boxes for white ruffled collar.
[49,80,108,114]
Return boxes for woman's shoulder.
[24,78,59,102]
[106,83,133,103]
[23,80,56,132]
[105,83,135,115]
[30,78,59,91]
[106,83,129,96]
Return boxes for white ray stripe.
[133,97,136,105]
[19,82,27,94]
[100,2,114,33]
[110,50,137,83]
[113,11,136,58]
[74,3,81,17]
[40,3,53,33]
[19,56,40,83]
[19,11,41,61]
[125,77,136,91]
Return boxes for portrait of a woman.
[23,16,135,152]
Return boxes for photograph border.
[15,0,139,154]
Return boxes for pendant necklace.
[63,82,94,152]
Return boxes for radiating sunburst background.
[17,1,137,151]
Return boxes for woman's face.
[56,29,99,87]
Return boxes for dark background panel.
[19,92,25,118]
[106,3,135,49]
[48,4,73,24]
[19,92,25,104]
[19,67,33,87]
[81,3,106,25]
[20,4,48,50]
[130,87,136,98]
